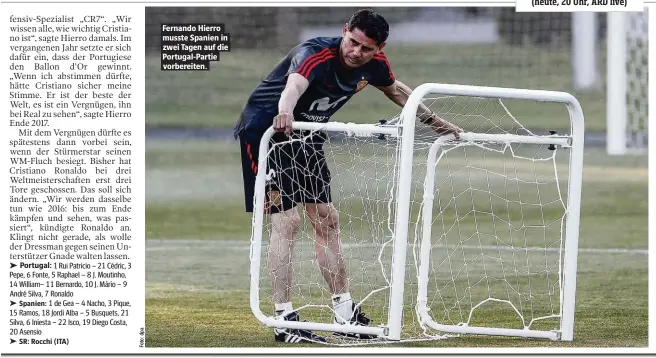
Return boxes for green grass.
[145,43,607,131]
[145,138,648,348]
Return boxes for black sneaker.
[333,302,378,340]
[274,311,327,344]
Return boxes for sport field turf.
[145,43,608,132]
[145,138,648,348]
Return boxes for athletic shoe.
[333,302,378,340]
[274,311,327,344]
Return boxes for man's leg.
[239,134,299,314]
[267,207,301,312]
[299,139,354,324]
[239,134,325,343]
[304,203,348,297]
[265,138,327,343]
[300,142,375,339]
[304,202,374,337]
[305,204,358,326]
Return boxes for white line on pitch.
[146,239,648,255]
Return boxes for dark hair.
[347,9,389,45]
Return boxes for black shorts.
[239,132,332,214]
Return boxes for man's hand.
[427,114,462,139]
[376,81,463,140]
[274,112,294,136]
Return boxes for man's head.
[340,9,389,68]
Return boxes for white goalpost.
[249,83,585,344]
[607,10,649,155]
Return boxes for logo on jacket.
[355,77,368,93]
[309,96,348,112]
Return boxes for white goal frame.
[249,83,585,342]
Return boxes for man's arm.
[275,73,310,135]
[375,80,462,138]
[279,73,310,114]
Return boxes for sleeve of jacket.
[286,44,337,82]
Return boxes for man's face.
[340,24,385,68]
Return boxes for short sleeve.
[287,45,336,82]
[369,51,396,87]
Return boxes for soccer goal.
[607,10,649,155]
[249,83,584,345]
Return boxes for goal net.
[249,84,584,345]
[607,10,649,155]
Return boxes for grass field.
[145,43,608,132]
[144,137,648,348]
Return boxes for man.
[234,9,461,344]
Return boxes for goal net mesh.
[254,95,572,345]
[625,10,648,152]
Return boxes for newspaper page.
[2,3,145,353]
[1,0,652,355]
